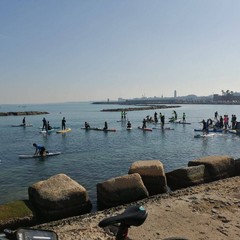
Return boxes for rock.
[128,160,167,195]
[235,158,240,175]
[97,173,149,210]
[0,111,49,116]
[166,165,207,190]
[188,155,236,182]
[28,174,92,221]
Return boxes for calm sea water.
[1,102,240,211]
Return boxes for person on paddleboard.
[142,118,147,129]
[127,121,132,128]
[42,117,47,131]
[62,117,66,130]
[103,121,108,130]
[47,121,53,130]
[22,117,26,126]
[33,143,46,156]
[85,122,90,129]
[160,114,165,129]
[202,119,208,135]
[182,112,186,123]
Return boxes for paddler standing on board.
[182,112,186,123]
[103,121,108,130]
[42,117,47,130]
[62,117,66,130]
[142,118,147,129]
[22,117,26,126]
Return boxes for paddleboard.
[40,129,55,134]
[153,127,174,130]
[19,152,61,159]
[126,127,132,130]
[228,129,237,134]
[12,124,33,127]
[194,129,223,133]
[81,127,116,132]
[194,133,216,138]
[138,127,152,131]
[56,128,71,133]
[175,121,191,125]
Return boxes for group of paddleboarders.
[201,111,239,134]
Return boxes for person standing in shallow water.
[62,117,66,130]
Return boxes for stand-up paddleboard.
[12,124,33,127]
[56,128,71,133]
[81,127,99,130]
[19,152,61,159]
[228,129,237,134]
[194,133,216,138]
[175,121,191,125]
[126,127,132,130]
[194,128,223,133]
[138,127,152,131]
[169,118,181,123]
[153,127,174,130]
[40,129,55,134]
[81,127,116,132]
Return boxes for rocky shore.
[0,111,49,116]
[101,105,180,112]
[35,176,240,240]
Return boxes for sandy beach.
[35,176,240,240]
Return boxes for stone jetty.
[0,111,49,116]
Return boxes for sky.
[1,0,240,104]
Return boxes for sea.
[1,102,240,211]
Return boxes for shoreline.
[35,176,240,239]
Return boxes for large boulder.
[128,160,167,195]
[166,165,207,190]
[188,155,236,182]
[97,173,149,210]
[235,158,240,175]
[28,174,92,221]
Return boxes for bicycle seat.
[99,205,148,227]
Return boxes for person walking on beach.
[62,117,66,130]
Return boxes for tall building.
[174,90,177,98]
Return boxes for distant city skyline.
[1,1,240,104]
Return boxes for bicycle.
[0,228,58,240]
[99,205,189,240]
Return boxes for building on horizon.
[174,90,177,98]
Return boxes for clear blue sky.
[1,0,240,104]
